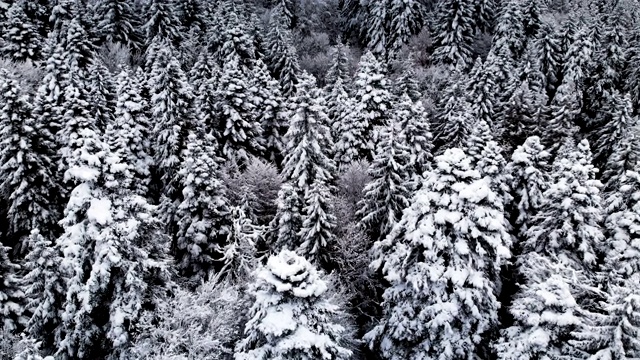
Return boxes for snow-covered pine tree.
[298,180,337,269]
[271,183,304,253]
[215,205,260,283]
[603,170,640,278]
[111,68,153,198]
[216,10,257,68]
[361,0,388,57]
[500,79,544,153]
[366,148,511,360]
[215,55,264,167]
[281,73,335,196]
[601,127,640,194]
[92,0,142,50]
[395,94,433,180]
[506,136,550,240]
[537,23,563,99]
[388,0,425,56]
[264,15,300,97]
[325,44,351,89]
[491,0,525,61]
[356,118,411,242]
[0,71,60,255]
[495,252,583,360]
[543,80,581,151]
[591,91,636,168]
[561,24,594,88]
[0,242,25,333]
[58,17,94,71]
[467,58,497,130]
[433,77,474,152]
[190,51,221,136]
[251,59,288,166]
[393,58,422,102]
[525,139,603,271]
[143,0,181,44]
[431,0,476,70]
[333,85,365,170]
[86,61,115,132]
[569,276,640,360]
[173,133,230,281]
[22,229,66,355]
[148,44,199,195]
[0,1,43,62]
[352,51,393,161]
[234,250,353,360]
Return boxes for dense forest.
[0,0,639,359]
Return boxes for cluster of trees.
[0,0,640,359]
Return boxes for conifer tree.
[216,11,257,67]
[281,74,335,195]
[569,277,640,360]
[562,25,594,87]
[491,0,525,61]
[601,128,640,194]
[190,51,221,136]
[506,136,550,240]
[388,0,425,55]
[525,139,603,271]
[148,45,199,194]
[272,183,304,252]
[393,62,422,102]
[433,78,474,152]
[591,92,636,168]
[333,89,365,170]
[143,0,181,44]
[543,81,581,150]
[396,94,433,179]
[367,148,511,360]
[0,243,24,333]
[537,23,563,99]
[59,17,94,71]
[603,170,640,278]
[299,181,337,269]
[325,44,351,88]
[251,60,288,166]
[1,2,43,62]
[215,205,260,283]
[0,71,60,254]
[92,0,142,49]
[501,80,544,153]
[86,61,115,132]
[357,119,411,241]
[431,0,476,70]
[173,133,230,280]
[215,56,264,167]
[235,250,353,360]
[111,68,153,198]
[22,229,66,355]
[265,17,300,97]
[352,51,393,161]
[467,58,497,130]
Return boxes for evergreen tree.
[491,0,525,61]
[393,61,422,102]
[59,17,94,71]
[281,74,335,195]
[0,243,24,333]
[603,170,640,278]
[235,250,353,360]
[22,229,66,355]
[543,81,581,150]
[298,181,337,269]
[143,0,181,44]
[215,56,264,167]
[333,88,365,170]
[215,205,260,283]
[352,51,393,161]
[570,277,640,360]
[0,71,60,254]
[0,1,43,62]
[366,148,511,360]
[506,136,550,240]
[92,0,142,49]
[265,17,300,97]
[500,80,544,153]
[601,127,640,194]
[148,45,199,194]
[251,60,288,166]
[190,51,221,136]
[562,24,595,87]
[86,61,115,132]
[467,58,497,130]
[396,94,433,179]
[537,23,563,99]
[356,119,411,241]
[591,92,636,168]
[388,0,425,55]
[216,11,257,68]
[525,139,603,271]
[325,44,351,88]
[111,68,153,198]
[431,0,476,70]
[433,77,474,152]
[173,133,230,280]
[272,183,304,252]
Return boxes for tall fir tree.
[0,242,25,333]
[396,94,433,180]
[92,0,142,49]
[356,118,411,241]
[1,1,43,62]
[298,181,337,269]
[433,76,474,152]
[431,0,476,70]
[366,148,511,360]
[352,51,393,161]
[235,250,353,360]
[264,16,300,97]
[143,0,181,44]
[271,183,304,252]
[325,44,351,89]
[0,71,60,256]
